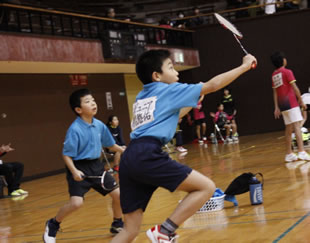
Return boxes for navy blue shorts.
[66,159,117,198]
[119,137,192,214]
[194,118,206,125]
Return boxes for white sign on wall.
[106,92,113,110]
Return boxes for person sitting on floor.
[0,143,28,197]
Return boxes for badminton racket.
[214,13,256,69]
[83,170,118,190]
[102,149,114,173]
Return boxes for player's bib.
[131,96,157,130]
[272,73,283,88]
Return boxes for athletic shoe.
[10,190,21,197]
[110,220,124,234]
[232,136,239,142]
[298,151,310,161]
[202,137,207,141]
[225,138,233,143]
[146,225,178,243]
[302,133,310,141]
[178,152,188,159]
[11,194,28,201]
[285,153,298,162]
[176,146,187,153]
[198,140,204,145]
[16,189,28,195]
[43,218,59,243]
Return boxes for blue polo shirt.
[63,117,115,160]
[130,82,202,144]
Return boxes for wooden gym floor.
[1,131,310,243]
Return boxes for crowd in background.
[104,0,308,29]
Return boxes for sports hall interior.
[0,0,310,242]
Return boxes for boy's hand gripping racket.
[214,13,256,69]
[83,171,117,191]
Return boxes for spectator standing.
[222,88,239,140]
[190,7,204,27]
[193,95,207,145]
[271,51,310,162]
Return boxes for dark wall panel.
[180,10,310,137]
[0,74,130,178]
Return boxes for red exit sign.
[69,74,88,86]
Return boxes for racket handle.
[251,61,257,69]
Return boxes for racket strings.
[214,13,243,38]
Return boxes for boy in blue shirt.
[43,89,125,243]
[111,50,257,243]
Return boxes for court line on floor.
[272,211,310,243]
[217,145,256,158]
[10,209,310,242]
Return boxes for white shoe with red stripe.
[146,225,178,243]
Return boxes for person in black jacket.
[222,88,239,141]
[0,143,28,197]
[107,115,127,172]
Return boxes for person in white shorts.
[301,93,310,128]
[271,51,310,162]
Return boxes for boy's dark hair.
[69,88,92,116]
[217,103,223,108]
[270,51,285,68]
[136,49,171,85]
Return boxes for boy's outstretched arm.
[201,54,257,95]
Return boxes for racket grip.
[251,61,257,69]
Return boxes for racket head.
[101,170,118,191]
[214,13,243,38]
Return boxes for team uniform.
[272,67,303,125]
[119,81,202,214]
[63,116,117,196]
[214,111,230,129]
[193,101,206,125]
[108,125,126,146]
[43,116,122,243]
[222,94,235,119]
